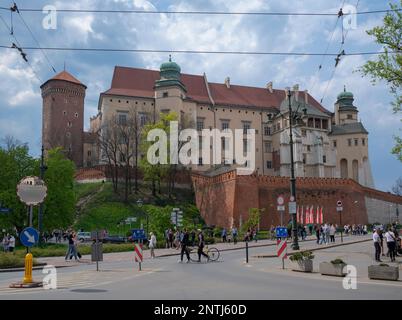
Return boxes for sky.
[0,0,400,192]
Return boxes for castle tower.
[41,70,86,167]
[329,87,374,187]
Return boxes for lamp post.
[137,199,148,235]
[286,88,299,250]
[38,145,47,245]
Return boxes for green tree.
[140,112,178,196]
[358,1,402,161]
[0,137,37,235]
[241,208,265,233]
[43,148,76,231]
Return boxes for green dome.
[337,91,354,100]
[160,61,181,73]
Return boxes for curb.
[0,263,47,273]
[253,238,372,258]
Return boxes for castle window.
[264,126,271,136]
[308,118,314,127]
[139,113,147,126]
[264,141,272,153]
[315,118,321,129]
[88,151,91,156]
[221,121,230,131]
[307,145,311,152]
[118,114,127,126]
[348,139,352,146]
[362,138,365,146]
[354,139,358,146]
[110,99,112,102]
[303,154,306,164]
[266,161,272,169]
[302,129,307,137]
[322,119,328,130]
[333,140,337,148]
[323,155,327,163]
[198,157,203,166]
[135,101,138,105]
[143,102,146,105]
[75,113,78,118]
[347,114,353,119]
[196,118,204,131]
[118,100,121,103]
[242,122,251,134]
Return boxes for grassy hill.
[73,182,204,239]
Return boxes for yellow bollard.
[23,253,33,284]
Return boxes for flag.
[320,206,324,224]
[310,206,314,224]
[296,206,299,223]
[300,206,304,225]
[316,206,320,224]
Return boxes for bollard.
[246,241,249,264]
[23,253,33,284]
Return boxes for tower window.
[243,122,251,134]
[221,121,230,131]
[118,114,127,126]
[307,145,311,152]
[323,155,327,163]
[362,138,365,146]
[264,141,272,153]
[264,126,271,136]
[348,139,352,146]
[354,139,358,146]
[163,92,168,98]
[197,119,204,131]
[333,140,337,148]
[347,114,353,119]
[266,161,272,169]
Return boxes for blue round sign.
[20,227,39,247]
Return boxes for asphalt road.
[0,241,401,300]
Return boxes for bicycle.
[188,245,220,263]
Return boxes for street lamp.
[38,145,48,245]
[137,199,148,235]
[286,87,306,251]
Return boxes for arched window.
[340,159,348,179]
[352,159,359,182]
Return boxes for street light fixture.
[286,87,304,251]
[136,199,149,235]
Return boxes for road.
[0,240,401,300]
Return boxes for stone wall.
[192,170,402,229]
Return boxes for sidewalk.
[33,234,370,270]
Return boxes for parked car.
[77,232,91,242]
[102,235,127,244]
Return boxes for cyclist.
[197,229,209,262]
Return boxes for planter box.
[319,262,347,277]
[290,259,313,273]
[368,265,399,281]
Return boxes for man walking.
[329,224,336,243]
[385,228,396,262]
[197,229,209,262]
[373,228,382,262]
[179,229,191,263]
[8,234,15,253]
[232,227,238,245]
[221,228,227,243]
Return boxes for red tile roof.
[41,70,86,88]
[102,66,331,114]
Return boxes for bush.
[0,253,38,269]
[205,237,215,245]
[290,251,314,262]
[379,263,390,267]
[331,258,345,264]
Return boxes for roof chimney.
[225,77,230,88]
[304,90,308,104]
[266,81,273,93]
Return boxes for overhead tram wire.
[14,2,57,73]
[310,0,346,95]
[0,45,397,56]
[0,14,43,83]
[0,6,400,16]
[320,0,361,104]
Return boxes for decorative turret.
[155,55,186,92]
[336,85,357,111]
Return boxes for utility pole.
[287,88,299,251]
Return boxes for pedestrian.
[2,234,9,252]
[65,231,79,261]
[232,227,238,245]
[197,229,209,262]
[384,228,396,262]
[164,229,169,248]
[221,228,227,243]
[253,228,258,242]
[174,230,181,250]
[149,232,157,259]
[190,229,196,246]
[168,229,174,248]
[8,234,15,253]
[69,232,82,260]
[329,224,336,243]
[179,229,191,263]
[373,228,382,262]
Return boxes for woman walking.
[149,232,157,259]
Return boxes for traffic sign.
[132,229,146,240]
[288,201,297,214]
[20,227,39,247]
[290,196,295,202]
[276,227,288,238]
[337,200,343,207]
[277,205,285,211]
[277,195,284,206]
[17,176,47,206]
[336,207,343,212]
[277,239,287,259]
[0,207,11,214]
